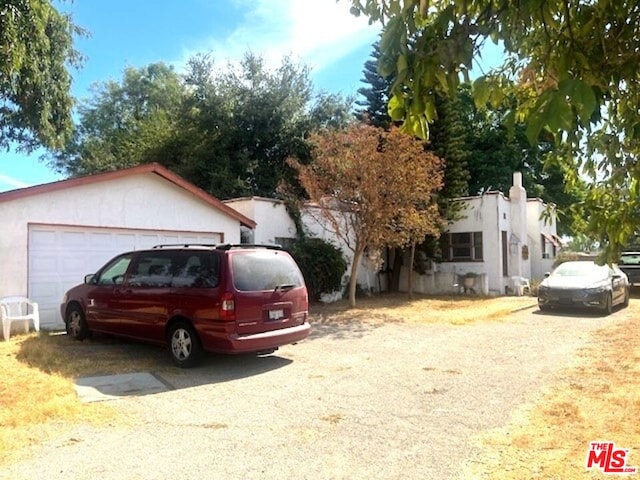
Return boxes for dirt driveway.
[2,304,631,480]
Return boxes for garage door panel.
[114,233,136,250]
[88,232,113,249]
[61,231,86,248]
[30,230,57,248]
[29,225,223,328]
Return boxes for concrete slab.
[75,372,169,403]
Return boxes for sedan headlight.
[61,293,68,304]
[584,285,607,294]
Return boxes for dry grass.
[459,302,640,479]
[0,335,116,465]
[6,292,633,477]
[0,331,175,465]
[0,293,533,466]
[310,292,536,326]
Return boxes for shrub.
[288,237,347,301]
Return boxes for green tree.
[430,90,471,201]
[349,0,640,260]
[182,52,353,198]
[52,52,353,200]
[0,0,85,151]
[355,40,393,129]
[50,63,185,176]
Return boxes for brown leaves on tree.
[289,123,444,306]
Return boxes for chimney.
[513,171,522,188]
[509,171,528,278]
[509,171,526,201]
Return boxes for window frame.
[441,231,483,262]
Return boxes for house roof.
[0,162,256,228]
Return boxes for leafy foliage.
[0,0,85,151]
[50,63,185,175]
[349,0,640,259]
[51,52,354,199]
[355,40,393,129]
[290,124,444,306]
[356,43,583,236]
[288,237,347,301]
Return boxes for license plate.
[269,309,284,320]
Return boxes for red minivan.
[60,244,310,367]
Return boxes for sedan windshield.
[552,262,608,278]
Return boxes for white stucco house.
[0,163,255,328]
[408,172,562,296]
[224,197,384,295]
[226,172,560,298]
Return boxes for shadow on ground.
[18,332,294,397]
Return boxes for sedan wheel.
[623,288,630,308]
[601,293,613,316]
[168,323,202,368]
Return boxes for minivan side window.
[172,252,220,288]
[127,251,174,288]
[96,254,133,285]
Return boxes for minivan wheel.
[66,305,89,340]
[168,322,203,368]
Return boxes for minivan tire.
[168,322,203,368]
[66,304,89,340]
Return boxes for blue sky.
[0,0,381,192]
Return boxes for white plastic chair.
[0,296,40,341]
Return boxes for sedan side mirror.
[544,272,550,278]
[84,274,95,284]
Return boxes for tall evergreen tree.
[429,89,472,201]
[355,41,393,129]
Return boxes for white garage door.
[28,225,223,328]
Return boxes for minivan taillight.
[220,292,236,321]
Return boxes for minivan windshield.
[232,251,304,291]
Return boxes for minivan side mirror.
[84,274,95,284]
[544,272,550,278]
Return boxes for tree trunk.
[349,246,364,308]
[408,243,416,300]
[388,247,403,292]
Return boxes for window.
[541,232,558,259]
[96,254,133,285]
[274,237,295,249]
[171,252,220,288]
[127,252,174,288]
[232,251,304,291]
[441,232,483,261]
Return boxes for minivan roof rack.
[152,244,219,249]
[151,243,283,250]
[215,243,283,251]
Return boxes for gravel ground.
[2,306,628,480]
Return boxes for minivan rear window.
[232,251,304,291]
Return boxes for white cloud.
[182,0,379,75]
[0,173,30,191]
